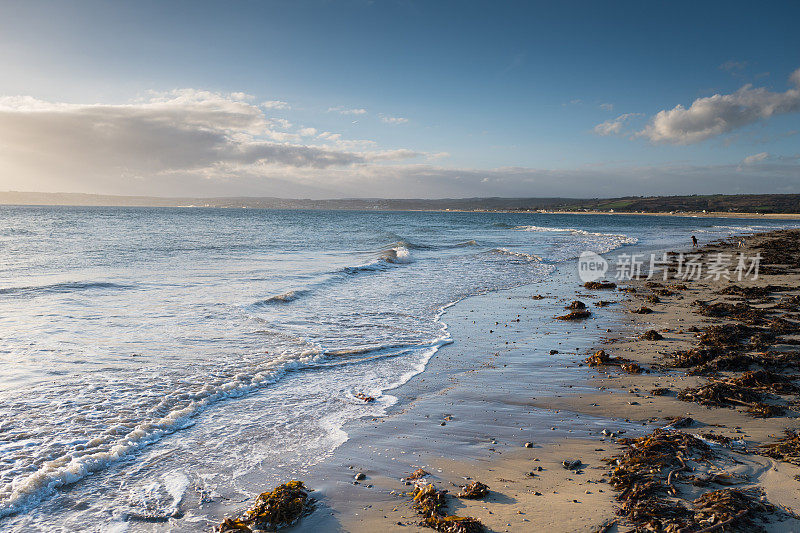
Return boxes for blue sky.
[0,0,799,198]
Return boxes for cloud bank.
[1,89,799,198]
[0,90,431,196]
[593,113,641,136]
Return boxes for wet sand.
[217,230,800,532]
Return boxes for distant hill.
[1,191,800,214]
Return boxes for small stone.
[354,472,366,481]
[524,442,533,448]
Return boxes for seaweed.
[717,284,792,298]
[670,347,722,368]
[406,468,430,480]
[691,488,776,532]
[646,294,661,304]
[621,362,643,374]
[584,350,630,368]
[727,369,798,393]
[607,430,782,531]
[746,402,786,418]
[411,484,484,533]
[767,316,800,334]
[217,481,311,532]
[457,481,489,499]
[605,429,711,530]
[693,301,770,324]
[677,380,763,408]
[566,300,586,310]
[690,353,757,375]
[584,281,617,290]
[631,307,653,314]
[355,393,376,402]
[698,324,755,347]
[760,430,800,465]
[595,300,614,307]
[555,309,591,320]
[641,329,664,341]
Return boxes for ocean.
[0,206,795,531]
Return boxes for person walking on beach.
[692,235,698,247]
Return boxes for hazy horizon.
[1,1,799,199]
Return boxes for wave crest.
[255,290,309,305]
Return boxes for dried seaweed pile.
[217,481,311,532]
[692,301,771,324]
[677,379,763,407]
[641,329,664,341]
[584,350,642,373]
[760,430,800,465]
[457,481,489,499]
[584,281,617,290]
[718,284,792,299]
[698,324,755,347]
[751,229,800,268]
[411,484,484,533]
[677,370,797,417]
[556,309,592,320]
[691,489,776,532]
[606,430,778,532]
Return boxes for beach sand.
[217,230,800,532]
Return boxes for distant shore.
[3,191,800,219]
[425,209,800,220]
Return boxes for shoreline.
[228,228,800,533]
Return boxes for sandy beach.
[216,229,800,532]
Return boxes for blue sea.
[0,206,795,531]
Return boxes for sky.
[0,0,799,199]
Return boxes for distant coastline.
[2,190,800,219]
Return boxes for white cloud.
[593,113,641,136]
[327,106,367,115]
[317,131,342,141]
[638,68,800,144]
[381,116,409,124]
[262,100,290,110]
[298,127,317,137]
[742,152,770,165]
[599,103,614,111]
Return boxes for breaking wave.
[255,290,310,305]
[490,248,544,262]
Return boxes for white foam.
[0,350,329,518]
